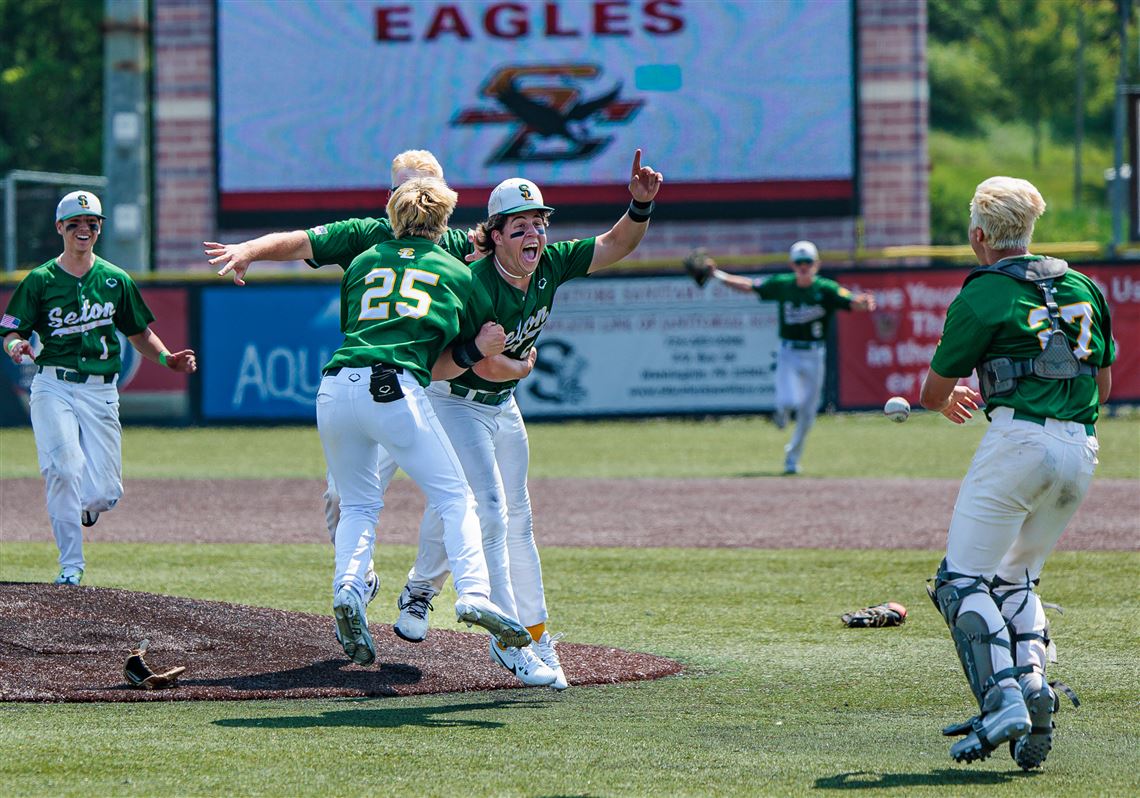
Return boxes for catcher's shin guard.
[928,560,1027,710]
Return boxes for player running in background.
[920,176,1113,767]
[392,150,664,689]
[3,191,197,586]
[703,241,875,474]
[315,176,529,667]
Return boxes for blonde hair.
[969,176,1046,249]
[387,177,457,240]
[390,150,443,187]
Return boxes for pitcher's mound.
[0,583,681,702]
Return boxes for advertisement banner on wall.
[514,277,779,417]
[0,286,191,425]
[197,278,779,421]
[199,285,342,421]
[834,263,1140,409]
[216,0,854,226]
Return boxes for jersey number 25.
[359,267,440,321]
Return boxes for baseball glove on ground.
[124,639,186,689]
[841,602,907,628]
[683,248,715,288]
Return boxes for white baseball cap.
[789,240,819,262]
[56,191,105,222]
[487,178,554,217]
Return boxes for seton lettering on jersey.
[504,306,551,353]
[375,1,684,42]
[47,300,116,336]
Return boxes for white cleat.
[489,637,557,687]
[393,584,435,643]
[333,586,376,666]
[532,631,568,690]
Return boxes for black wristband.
[452,338,486,369]
[627,198,654,223]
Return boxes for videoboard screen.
[216,0,855,226]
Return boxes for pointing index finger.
[631,149,642,179]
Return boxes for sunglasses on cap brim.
[793,258,815,266]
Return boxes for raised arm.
[206,230,314,286]
[588,149,664,274]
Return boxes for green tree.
[0,0,104,175]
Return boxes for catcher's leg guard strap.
[931,560,1026,709]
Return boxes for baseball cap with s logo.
[488,178,554,217]
[56,191,106,222]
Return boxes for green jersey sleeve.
[545,237,596,284]
[817,277,855,310]
[438,227,476,262]
[307,217,394,267]
[2,271,44,337]
[754,274,784,300]
[930,293,992,378]
[114,274,155,336]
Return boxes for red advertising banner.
[835,263,1140,409]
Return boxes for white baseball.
[883,396,910,423]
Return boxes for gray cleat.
[454,595,531,649]
[948,686,1031,764]
[393,584,435,643]
[333,586,376,666]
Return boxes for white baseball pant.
[315,368,490,603]
[945,406,1099,686]
[406,383,547,626]
[775,343,826,470]
[29,370,123,571]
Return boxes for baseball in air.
[883,396,910,422]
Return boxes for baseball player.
[920,176,1113,767]
[704,242,875,474]
[315,176,530,667]
[2,191,197,585]
[207,150,479,611]
[392,150,664,689]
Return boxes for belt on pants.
[323,364,403,377]
[449,383,512,405]
[782,340,824,351]
[1012,409,1095,437]
[37,365,114,384]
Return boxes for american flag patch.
[0,313,20,329]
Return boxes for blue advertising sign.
[200,285,342,420]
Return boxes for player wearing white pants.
[705,240,875,474]
[318,368,491,605]
[921,176,1114,767]
[392,151,664,690]
[406,389,543,626]
[774,342,826,473]
[313,177,529,668]
[3,191,196,585]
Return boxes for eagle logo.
[452,65,643,164]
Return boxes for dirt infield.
[3,477,1137,550]
[2,476,1134,703]
[0,583,679,702]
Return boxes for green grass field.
[1,414,1138,797]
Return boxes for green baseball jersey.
[931,258,1114,423]
[754,273,853,342]
[449,237,596,393]
[2,256,154,376]
[307,217,473,269]
[323,236,472,386]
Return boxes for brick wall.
[152,0,928,271]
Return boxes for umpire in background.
[920,176,1113,767]
[2,191,197,586]
[704,241,875,474]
